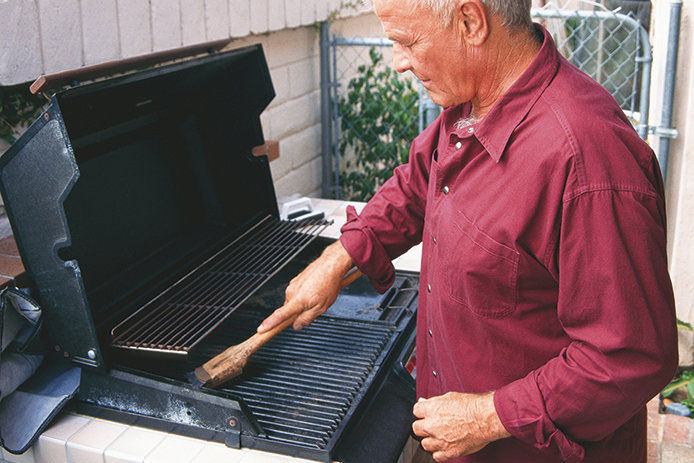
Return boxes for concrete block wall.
[1,1,382,201]
[229,13,385,198]
[0,1,367,85]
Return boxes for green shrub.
[337,48,420,201]
[0,84,48,145]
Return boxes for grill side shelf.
[110,216,331,355]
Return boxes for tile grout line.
[54,415,93,463]
[185,442,206,463]
[142,430,172,463]
[89,423,130,463]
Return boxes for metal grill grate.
[111,216,330,354]
[193,313,396,449]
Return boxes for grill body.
[0,45,419,462]
[78,239,418,462]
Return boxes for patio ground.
[648,397,694,462]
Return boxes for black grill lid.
[0,45,277,368]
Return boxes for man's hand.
[412,391,510,462]
[257,241,354,333]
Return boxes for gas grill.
[0,44,418,462]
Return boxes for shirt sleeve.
[339,123,437,293]
[494,187,678,462]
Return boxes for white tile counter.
[1,198,423,463]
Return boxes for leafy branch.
[337,48,419,201]
[662,370,694,414]
[0,84,49,146]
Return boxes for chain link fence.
[322,2,652,200]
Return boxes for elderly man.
[259,0,678,461]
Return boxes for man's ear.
[455,0,489,46]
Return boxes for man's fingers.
[257,301,303,333]
[413,398,430,418]
[293,310,319,330]
[412,418,428,437]
[432,450,452,462]
[420,437,441,453]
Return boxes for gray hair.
[368,1,533,29]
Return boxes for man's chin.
[426,91,458,109]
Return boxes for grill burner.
[111,216,329,354]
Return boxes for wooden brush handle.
[196,268,363,387]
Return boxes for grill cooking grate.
[111,216,329,354]
[192,312,397,449]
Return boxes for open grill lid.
[0,45,277,368]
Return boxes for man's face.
[374,0,477,107]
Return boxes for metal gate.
[320,6,654,200]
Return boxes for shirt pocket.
[442,209,520,319]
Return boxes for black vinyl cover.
[0,45,277,368]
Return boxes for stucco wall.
[0,0,362,85]
[649,0,694,324]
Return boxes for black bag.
[0,287,80,455]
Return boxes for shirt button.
[433,236,437,244]
[432,370,438,377]
[428,329,433,337]
[427,284,431,293]
[454,141,462,149]
[443,186,450,194]
[468,127,474,134]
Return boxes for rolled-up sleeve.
[494,188,678,461]
[340,124,437,293]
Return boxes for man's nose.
[392,45,411,74]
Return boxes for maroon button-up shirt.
[339,26,677,462]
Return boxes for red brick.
[647,439,658,458]
[648,408,664,441]
[0,236,19,257]
[647,397,661,413]
[0,254,24,279]
[662,414,693,445]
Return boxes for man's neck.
[470,28,542,121]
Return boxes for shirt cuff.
[494,370,585,463]
[339,205,395,294]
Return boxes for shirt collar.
[444,24,561,163]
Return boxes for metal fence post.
[331,34,340,199]
[656,0,682,182]
[319,21,332,198]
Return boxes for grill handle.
[193,269,363,388]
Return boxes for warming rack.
[110,215,330,354]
